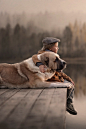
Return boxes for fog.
[0,0,86,31]
[0,0,86,14]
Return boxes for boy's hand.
[39,65,47,73]
[39,65,45,73]
[71,80,75,86]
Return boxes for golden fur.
[0,52,66,88]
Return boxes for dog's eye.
[54,60,56,62]
[54,58,57,62]
[55,57,59,62]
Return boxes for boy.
[32,37,77,115]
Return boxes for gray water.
[65,64,86,129]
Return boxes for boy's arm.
[62,72,75,85]
[61,72,73,82]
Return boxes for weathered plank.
[0,88,67,129]
[0,89,9,95]
[0,89,20,106]
[0,89,30,122]
[42,88,66,129]
[20,88,67,129]
[0,89,43,129]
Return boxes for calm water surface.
[64,63,86,129]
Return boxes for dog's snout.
[63,61,66,65]
[61,60,66,66]
[56,59,66,71]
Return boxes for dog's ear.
[40,52,49,65]
[45,57,49,66]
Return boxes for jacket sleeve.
[61,72,73,82]
[32,54,43,66]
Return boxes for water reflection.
[65,63,86,129]
[64,64,86,97]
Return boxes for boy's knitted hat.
[42,37,60,45]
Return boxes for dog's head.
[39,52,66,71]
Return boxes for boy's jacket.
[32,50,73,82]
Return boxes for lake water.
[64,63,86,129]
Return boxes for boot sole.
[66,107,77,115]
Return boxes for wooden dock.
[0,88,67,129]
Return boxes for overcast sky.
[0,0,86,14]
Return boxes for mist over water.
[64,63,86,129]
[66,96,86,129]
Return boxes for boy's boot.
[66,98,77,115]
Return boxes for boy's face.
[49,42,59,53]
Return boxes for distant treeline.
[0,21,86,63]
